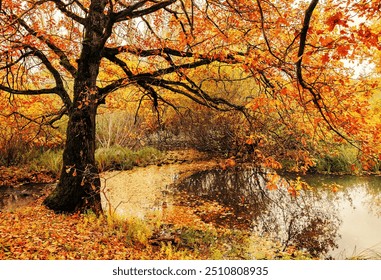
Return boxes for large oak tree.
[0,0,379,213]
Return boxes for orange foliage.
[0,0,381,172]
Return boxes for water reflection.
[0,183,54,210]
[177,167,381,259]
[301,174,381,258]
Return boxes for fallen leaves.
[0,190,312,260]
[0,166,55,187]
[0,201,136,260]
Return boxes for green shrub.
[179,227,217,249]
[314,145,360,174]
[31,149,63,176]
[95,146,163,172]
[95,146,136,172]
[134,146,163,166]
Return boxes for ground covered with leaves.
[0,166,56,187]
[0,192,313,260]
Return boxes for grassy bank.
[311,145,380,175]
[27,146,163,177]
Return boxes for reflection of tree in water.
[363,183,381,218]
[304,174,381,218]
[177,166,341,258]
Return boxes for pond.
[176,167,381,259]
[0,183,54,211]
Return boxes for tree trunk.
[43,105,101,214]
[43,0,109,213]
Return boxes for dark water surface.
[0,183,54,210]
[177,167,381,259]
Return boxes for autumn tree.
[0,0,378,213]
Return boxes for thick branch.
[0,49,34,70]
[103,52,133,77]
[296,0,319,90]
[50,0,86,25]
[98,57,215,96]
[0,84,57,95]
[30,47,72,108]
[103,46,241,64]
[149,78,246,113]
[0,45,72,108]
[112,0,177,22]
[296,0,355,144]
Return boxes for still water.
[177,167,381,259]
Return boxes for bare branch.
[0,49,35,70]
[256,0,283,63]
[112,0,176,22]
[0,44,72,108]
[0,84,57,95]
[28,47,72,108]
[102,52,133,77]
[103,45,241,63]
[17,17,77,77]
[149,78,246,113]
[296,0,356,145]
[50,0,87,25]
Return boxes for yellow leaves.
[0,205,137,259]
[249,94,279,114]
[266,174,280,191]
[331,184,339,193]
[319,36,335,46]
[262,156,282,170]
[322,183,342,194]
[275,16,288,26]
[288,177,311,198]
[245,136,255,145]
[66,166,72,174]
[265,173,280,191]
[77,98,91,109]
[225,157,236,168]
[356,23,380,49]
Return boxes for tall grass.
[96,111,143,149]
[95,146,162,172]
[2,145,162,176]
[33,149,63,175]
[314,145,361,174]
[96,146,136,171]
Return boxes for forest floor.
[0,149,311,260]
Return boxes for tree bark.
[43,0,109,213]
[43,106,101,213]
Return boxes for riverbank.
[0,149,314,260]
[2,149,380,260]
